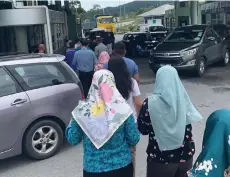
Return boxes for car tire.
[195,57,206,77]
[221,49,230,66]
[23,120,63,160]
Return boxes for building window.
[211,13,217,24]
[166,18,169,28]
[227,13,230,26]
[217,13,225,24]
[179,2,186,7]
[206,14,211,24]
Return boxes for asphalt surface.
[1,35,230,177]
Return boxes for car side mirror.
[207,36,215,41]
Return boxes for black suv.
[123,32,158,57]
[149,25,230,76]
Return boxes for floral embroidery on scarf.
[188,158,217,176]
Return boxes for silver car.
[0,54,84,160]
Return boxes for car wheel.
[196,58,206,77]
[23,120,63,160]
[222,49,230,66]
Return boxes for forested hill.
[102,1,173,17]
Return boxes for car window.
[205,29,218,39]
[205,29,214,38]
[149,26,166,32]
[213,25,228,37]
[0,68,18,97]
[14,64,66,89]
[166,29,204,42]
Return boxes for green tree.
[92,4,101,10]
[69,0,86,21]
[81,4,102,21]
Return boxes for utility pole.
[124,3,125,15]
[119,0,122,17]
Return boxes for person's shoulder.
[86,49,94,54]
[123,57,136,65]
[123,57,134,62]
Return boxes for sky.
[80,0,133,11]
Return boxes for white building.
[138,4,175,27]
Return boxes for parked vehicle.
[95,15,117,33]
[0,54,84,160]
[149,25,168,43]
[212,24,230,48]
[149,25,230,76]
[123,32,159,57]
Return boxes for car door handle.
[11,99,27,106]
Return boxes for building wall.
[164,9,176,31]
[174,1,201,27]
[164,1,202,29]
[201,1,230,25]
[0,0,70,54]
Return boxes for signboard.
[201,1,230,13]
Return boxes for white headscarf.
[72,70,133,149]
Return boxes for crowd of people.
[64,37,230,177]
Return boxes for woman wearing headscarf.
[138,66,203,177]
[66,70,140,177]
[95,51,110,71]
[108,57,142,177]
[187,109,230,177]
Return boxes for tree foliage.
[69,0,86,16]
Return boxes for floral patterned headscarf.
[188,109,230,177]
[72,69,133,149]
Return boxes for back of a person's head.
[108,56,132,100]
[81,39,89,46]
[38,43,45,51]
[75,38,80,44]
[91,36,96,41]
[113,41,126,56]
[98,37,103,43]
[69,41,75,48]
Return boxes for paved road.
[1,36,230,176]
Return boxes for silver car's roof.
[0,54,65,66]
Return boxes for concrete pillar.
[190,1,198,25]
[15,26,28,53]
[44,24,50,54]
[223,13,227,25]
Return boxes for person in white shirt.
[108,56,142,177]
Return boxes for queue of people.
[66,37,121,97]
[64,39,230,177]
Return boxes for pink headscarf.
[95,51,110,71]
